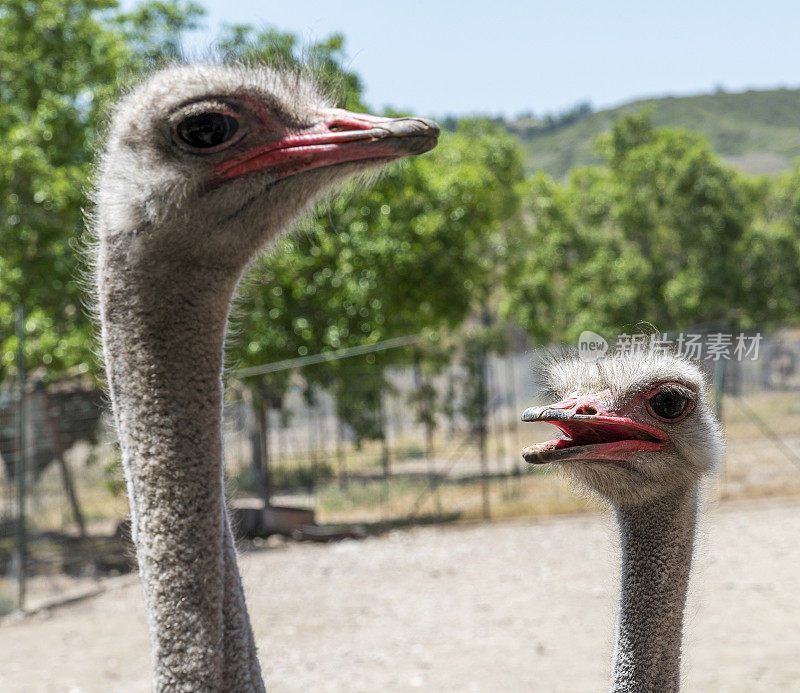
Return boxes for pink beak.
[520,392,668,464]
[214,109,439,182]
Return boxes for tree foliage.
[236,121,523,367]
[505,113,800,340]
[3,3,800,397]
[234,119,524,442]
[217,25,364,111]
[0,0,202,380]
[1,0,121,380]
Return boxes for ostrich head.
[94,63,438,274]
[521,351,723,506]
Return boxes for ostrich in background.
[92,63,438,691]
[521,351,723,692]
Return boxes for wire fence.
[2,327,800,613]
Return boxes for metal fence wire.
[2,328,800,612]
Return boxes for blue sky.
[129,0,800,118]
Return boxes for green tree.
[234,120,525,443]
[116,0,204,67]
[216,25,364,110]
[0,0,203,380]
[741,165,800,325]
[505,113,776,340]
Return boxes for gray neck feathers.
[99,239,264,692]
[610,486,698,693]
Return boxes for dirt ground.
[2,494,800,693]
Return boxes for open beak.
[214,109,439,182]
[520,394,667,464]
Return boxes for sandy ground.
[2,495,800,693]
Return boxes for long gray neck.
[610,486,698,693]
[99,248,263,692]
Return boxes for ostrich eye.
[176,113,239,149]
[648,389,690,421]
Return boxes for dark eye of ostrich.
[648,388,691,421]
[176,112,239,149]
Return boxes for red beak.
[520,393,668,464]
[214,109,439,182]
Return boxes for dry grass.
[3,389,799,618]
[24,458,128,534]
[313,470,600,525]
[722,391,800,439]
[719,392,800,501]
[11,391,800,538]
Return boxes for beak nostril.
[328,123,345,132]
[577,405,597,415]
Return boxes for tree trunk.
[335,415,348,489]
[477,309,491,520]
[246,390,268,504]
[256,395,272,507]
[380,397,391,478]
[44,399,87,539]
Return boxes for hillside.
[510,88,800,178]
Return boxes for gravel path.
[2,496,800,692]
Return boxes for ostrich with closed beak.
[92,63,438,691]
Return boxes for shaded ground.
[2,495,800,692]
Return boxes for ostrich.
[520,350,723,692]
[92,64,438,691]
